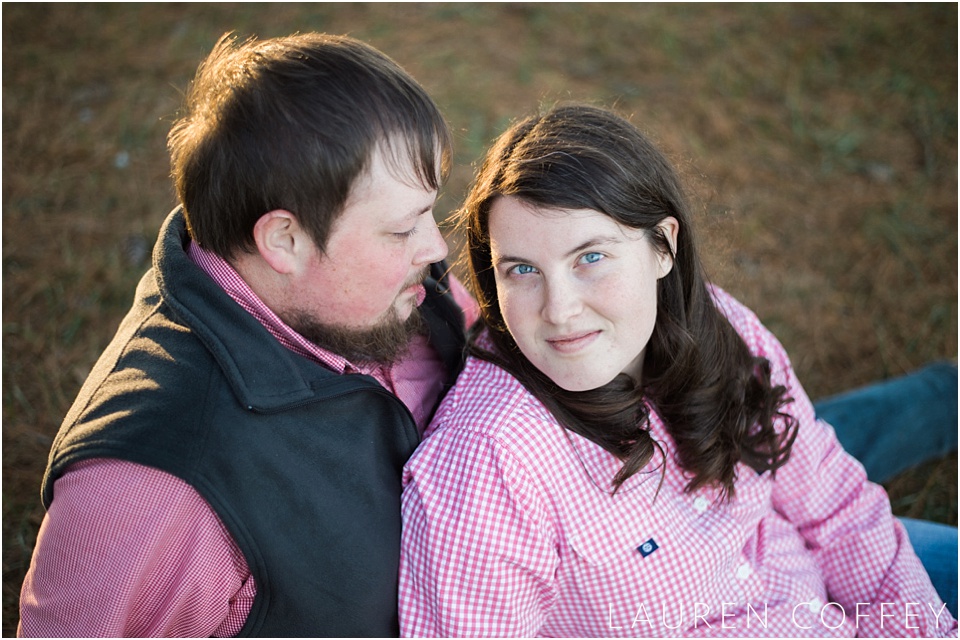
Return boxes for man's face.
[282,147,448,363]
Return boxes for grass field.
[3,4,957,635]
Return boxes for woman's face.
[488,196,677,392]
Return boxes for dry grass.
[3,4,956,635]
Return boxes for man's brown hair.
[168,32,451,260]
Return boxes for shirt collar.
[186,240,387,382]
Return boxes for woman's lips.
[546,330,600,354]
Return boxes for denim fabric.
[814,362,958,619]
[900,517,958,618]
[814,361,958,484]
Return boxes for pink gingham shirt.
[18,242,478,638]
[399,287,956,637]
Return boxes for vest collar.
[153,208,347,411]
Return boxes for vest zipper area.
[244,375,417,427]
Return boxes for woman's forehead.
[488,196,641,259]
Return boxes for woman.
[398,105,956,637]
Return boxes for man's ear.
[252,210,306,274]
[655,216,680,279]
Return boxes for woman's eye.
[579,252,604,265]
[510,263,538,275]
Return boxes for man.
[19,32,475,637]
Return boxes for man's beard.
[284,303,426,366]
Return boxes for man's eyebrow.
[400,203,434,221]
[493,235,621,266]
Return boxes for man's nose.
[415,214,449,265]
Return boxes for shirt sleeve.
[399,427,558,637]
[741,306,958,636]
[18,458,255,637]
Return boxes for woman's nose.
[541,277,583,325]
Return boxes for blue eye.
[511,263,538,275]
[580,252,603,265]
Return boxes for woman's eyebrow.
[492,251,528,267]
[493,235,621,267]
[563,235,620,258]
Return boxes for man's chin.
[284,306,424,365]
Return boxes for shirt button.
[693,496,709,512]
[808,597,824,613]
[735,563,752,580]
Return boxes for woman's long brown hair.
[455,104,797,498]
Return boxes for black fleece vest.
[41,209,465,637]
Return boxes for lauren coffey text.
[607,600,950,632]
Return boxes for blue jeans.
[900,517,959,619]
[814,361,958,484]
[813,361,958,617]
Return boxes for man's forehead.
[331,145,438,232]
[379,137,443,185]
[349,143,435,194]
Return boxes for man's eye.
[393,227,418,239]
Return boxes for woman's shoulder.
[707,284,762,329]
[708,284,792,369]
[428,350,556,440]
[411,350,570,491]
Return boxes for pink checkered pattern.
[18,242,479,637]
[19,459,254,637]
[399,287,957,637]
